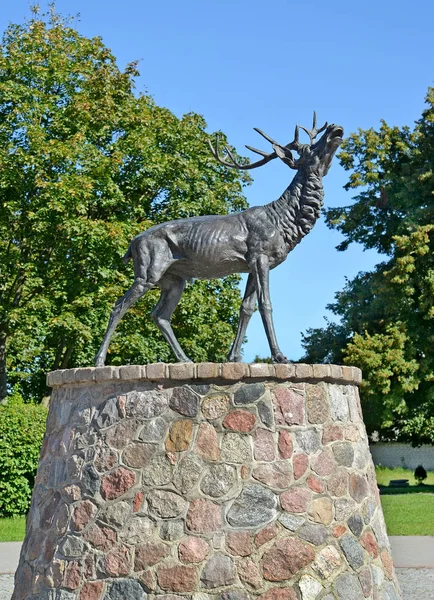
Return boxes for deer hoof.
[273,352,289,364]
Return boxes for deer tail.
[122,245,132,264]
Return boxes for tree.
[0,7,250,401]
[302,87,434,444]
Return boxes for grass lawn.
[381,494,434,535]
[0,516,26,542]
[375,465,434,487]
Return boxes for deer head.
[209,112,344,177]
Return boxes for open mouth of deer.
[328,125,344,145]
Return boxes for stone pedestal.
[13,363,401,600]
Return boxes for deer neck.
[266,168,324,248]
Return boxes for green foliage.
[0,396,48,516]
[0,7,251,401]
[302,86,434,444]
[414,465,428,485]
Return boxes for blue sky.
[2,1,433,362]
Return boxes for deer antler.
[299,111,328,143]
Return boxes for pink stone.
[381,549,394,579]
[241,465,249,479]
[186,498,222,533]
[223,410,256,433]
[62,485,81,502]
[226,531,254,556]
[333,525,347,537]
[83,524,117,551]
[254,428,276,461]
[71,500,97,532]
[322,424,343,444]
[309,497,333,525]
[157,564,198,592]
[63,561,81,590]
[237,557,263,590]
[255,523,279,547]
[100,468,136,500]
[122,442,155,468]
[328,470,348,497]
[103,545,131,576]
[194,423,220,461]
[293,453,309,480]
[221,362,248,380]
[252,462,292,489]
[273,387,305,425]
[105,419,142,450]
[349,473,369,503]
[79,580,104,600]
[280,487,311,513]
[278,430,293,459]
[135,541,170,569]
[139,570,156,591]
[311,449,335,477]
[133,491,144,512]
[360,532,379,558]
[345,424,360,441]
[307,474,325,493]
[258,588,298,600]
[178,536,210,563]
[262,538,315,581]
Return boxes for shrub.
[414,464,428,485]
[0,393,48,516]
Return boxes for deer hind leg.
[227,273,257,362]
[151,276,191,363]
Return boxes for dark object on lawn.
[95,114,343,366]
[389,479,409,487]
[415,465,428,485]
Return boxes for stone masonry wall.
[13,363,401,600]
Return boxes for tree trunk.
[0,328,7,403]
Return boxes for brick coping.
[46,362,362,388]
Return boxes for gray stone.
[170,387,199,417]
[189,384,211,396]
[200,464,236,497]
[372,513,389,548]
[201,554,237,589]
[340,535,365,570]
[332,442,355,467]
[221,433,251,463]
[257,400,274,428]
[142,454,173,486]
[75,431,97,450]
[348,514,364,536]
[48,591,77,600]
[298,522,328,546]
[278,513,305,531]
[82,463,100,495]
[329,385,350,421]
[295,429,321,454]
[147,489,187,518]
[363,498,377,524]
[49,458,69,487]
[234,383,265,405]
[226,484,277,528]
[120,516,155,544]
[335,572,364,600]
[60,535,89,557]
[334,498,356,521]
[353,443,370,469]
[299,575,323,600]
[126,390,168,418]
[371,565,384,587]
[139,418,167,443]
[174,453,204,494]
[95,396,119,427]
[383,581,400,600]
[219,591,250,600]
[160,520,185,541]
[100,501,132,528]
[106,578,147,599]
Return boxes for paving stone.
[334,572,364,600]
[234,383,265,405]
[201,554,237,588]
[298,522,329,545]
[142,453,174,486]
[340,535,365,570]
[273,387,304,425]
[226,484,277,528]
[126,389,169,418]
[174,453,204,494]
[262,537,315,581]
[202,394,231,420]
[186,498,222,533]
[147,489,187,518]
[138,417,167,442]
[200,464,236,497]
[170,387,200,417]
[252,461,292,489]
[298,574,323,600]
[221,433,251,463]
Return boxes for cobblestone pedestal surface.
[13,363,402,600]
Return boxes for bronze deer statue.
[95,113,343,366]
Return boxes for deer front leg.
[227,273,257,362]
[251,255,288,363]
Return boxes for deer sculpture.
[95,113,343,366]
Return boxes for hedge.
[0,394,48,516]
